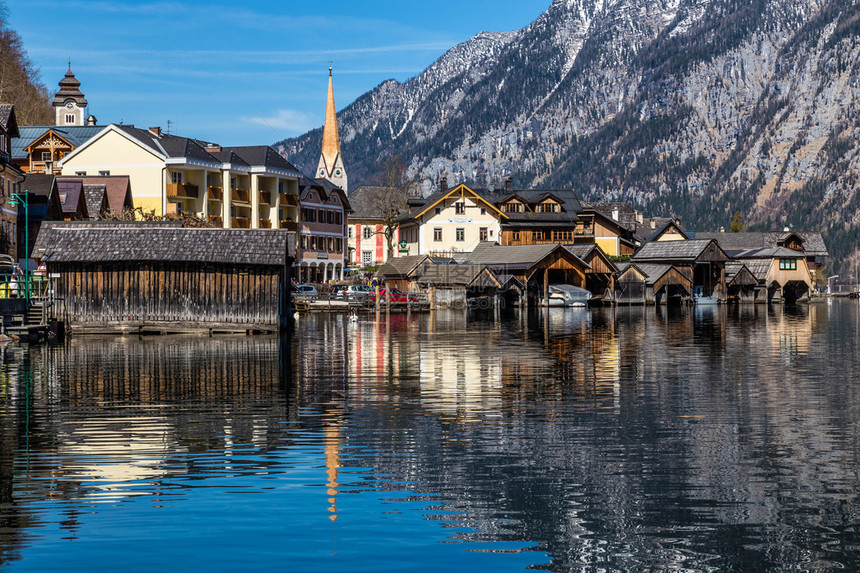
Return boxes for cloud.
[244,109,320,138]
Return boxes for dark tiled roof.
[116,125,222,166]
[632,239,720,262]
[727,247,803,259]
[57,179,86,215]
[0,104,16,134]
[223,146,300,174]
[208,149,251,168]
[583,202,639,231]
[83,185,106,217]
[633,263,687,285]
[486,188,582,215]
[693,231,828,257]
[67,176,133,213]
[417,264,495,286]
[33,224,293,265]
[376,254,450,278]
[23,173,55,197]
[463,243,589,270]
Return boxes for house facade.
[57,125,302,230]
[0,104,25,259]
[296,178,350,283]
[346,185,402,267]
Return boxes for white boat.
[545,284,592,307]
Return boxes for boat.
[692,286,719,305]
[545,284,592,307]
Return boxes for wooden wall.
[52,261,290,332]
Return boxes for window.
[65,114,74,124]
[335,212,342,225]
[512,230,520,241]
[479,227,488,241]
[348,227,353,239]
[327,211,333,224]
[41,151,52,161]
[301,235,308,249]
[75,171,87,176]
[172,171,183,184]
[310,236,317,250]
[99,170,110,176]
[336,239,342,253]
[554,230,572,242]
[456,228,465,242]
[435,207,442,215]
[537,202,560,213]
[363,227,373,239]
[328,238,334,251]
[455,202,465,215]
[480,208,486,215]
[433,227,442,242]
[362,251,373,266]
[503,202,524,213]
[532,230,545,241]
[779,259,797,271]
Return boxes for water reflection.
[1,302,859,571]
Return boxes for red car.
[367,288,419,303]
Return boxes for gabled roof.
[633,263,691,286]
[727,247,804,259]
[490,189,582,215]
[33,223,294,266]
[56,179,88,217]
[724,262,758,286]
[632,239,728,263]
[411,184,507,220]
[566,243,619,273]
[300,177,352,212]
[0,104,19,138]
[12,125,103,160]
[692,231,828,257]
[224,146,300,175]
[417,264,500,288]
[23,173,56,197]
[640,219,689,243]
[462,242,590,271]
[376,254,453,279]
[582,202,639,231]
[83,185,107,217]
[66,176,133,213]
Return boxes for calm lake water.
[1,301,859,571]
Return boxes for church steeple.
[316,66,348,193]
[52,62,88,127]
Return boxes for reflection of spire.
[324,415,341,522]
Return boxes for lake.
[1,300,859,571]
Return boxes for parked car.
[293,285,318,298]
[337,285,373,300]
[367,288,419,303]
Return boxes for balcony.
[166,183,199,199]
[231,216,250,228]
[259,191,272,205]
[231,188,250,204]
[279,220,298,231]
[259,219,272,229]
[278,192,298,206]
[208,186,223,201]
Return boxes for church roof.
[52,64,88,107]
[320,68,341,174]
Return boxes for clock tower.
[316,66,348,193]
[52,63,88,127]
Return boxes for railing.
[0,271,51,299]
[208,186,223,200]
[232,188,250,203]
[279,192,298,206]
[575,229,594,237]
[231,216,250,228]
[166,183,199,198]
[259,219,272,229]
[259,191,271,205]
[279,220,299,231]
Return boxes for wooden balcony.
[166,183,199,199]
[279,220,298,231]
[231,216,250,228]
[208,186,223,201]
[232,188,250,203]
[259,191,272,205]
[259,219,272,229]
[278,192,298,206]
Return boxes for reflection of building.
[0,104,25,258]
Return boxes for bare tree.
[371,155,417,262]
[0,2,53,124]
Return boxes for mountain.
[277,0,860,276]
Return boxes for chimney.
[440,177,448,193]
[650,218,656,230]
[783,226,790,232]
[505,177,512,192]
[206,145,221,153]
[720,226,725,233]
[149,126,162,137]
[612,209,619,221]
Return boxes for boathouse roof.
[32,223,295,266]
[692,231,828,257]
[632,239,728,263]
[417,264,501,288]
[464,242,590,270]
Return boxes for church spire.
[316,65,348,193]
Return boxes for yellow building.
[58,125,300,229]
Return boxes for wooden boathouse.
[32,223,295,334]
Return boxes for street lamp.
[8,191,29,304]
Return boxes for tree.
[370,155,418,262]
[729,211,745,233]
[0,1,53,124]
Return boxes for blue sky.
[9,0,547,146]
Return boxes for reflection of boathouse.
[33,223,295,333]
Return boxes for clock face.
[335,169,342,176]
[65,102,75,110]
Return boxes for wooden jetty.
[32,223,295,334]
